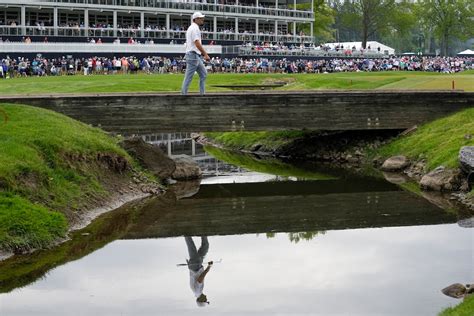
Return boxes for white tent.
[324,41,395,55]
[457,49,474,55]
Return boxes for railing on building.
[0,41,222,54]
[0,26,312,43]
[43,0,314,20]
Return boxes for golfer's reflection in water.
[184,236,213,307]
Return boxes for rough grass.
[0,72,472,95]
[0,103,134,251]
[438,295,474,316]
[377,108,474,170]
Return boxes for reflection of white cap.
[192,12,205,21]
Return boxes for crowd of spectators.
[1,55,472,79]
[242,42,386,56]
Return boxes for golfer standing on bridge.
[181,12,210,95]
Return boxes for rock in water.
[442,283,467,299]
[172,155,202,180]
[121,137,176,179]
[457,217,474,228]
[420,166,463,191]
[380,155,409,172]
[459,146,474,175]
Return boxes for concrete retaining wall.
[1,90,473,133]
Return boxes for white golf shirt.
[185,22,202,55]
[189,267,205,297]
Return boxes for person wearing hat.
[184,236,213,306]
[181,12,210,95]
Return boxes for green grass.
[439,295,474,316]
[377,108,474,170]
[0,196,145,293]
[0,193,67,252]
[0,103,135,251]
[204,146,336,180]
[0,72,472,95]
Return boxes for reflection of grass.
[398,181,423,196]
[0,198,144,293]
[204,146,336,180]
[204,130,307,152]
[438,295,474,316]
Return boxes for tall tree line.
[303,0,473,55]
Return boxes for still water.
[0,138,473,316]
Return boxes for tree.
[355,0,396,49]
[380,1,418,53]
[295,0,336,43]
[330,0,360,42]
[330,0,397,48]
[312,0,336,43]
[416,0,474,56]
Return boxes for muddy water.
[0,139,472,316]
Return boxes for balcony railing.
[44,0,314,20]
[0,26,313,43]
[0,41,222,54]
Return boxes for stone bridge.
[1,90,473,133]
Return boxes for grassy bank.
[0,71,472,95]
[0,196,148,293]
[439,296,474,316]
[206,107,474,173]
[0,103,138,252]
[377,108,474,170]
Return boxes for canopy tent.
[457,49,474,56]
[323,41,395,55]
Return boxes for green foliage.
[288,231,326,243]
[383,1,419,53]
[377,108,474,170]
[0,103,134,251]
[294,0,336,42]
[330,0,473,55]
[0,193,67,252]
[416,0,474,56]
[265,231,326,243]
[438,295,474,316]
[330,0,397,47]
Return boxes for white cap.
[192,12,205,21]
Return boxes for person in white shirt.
[181,12,210,95]
[185,236,213,306]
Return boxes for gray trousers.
[185,236,209,272]
[181,52,207,95]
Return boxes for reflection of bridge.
[141,133,241,175]
[2,90,472,133]
[123,178,458,239]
